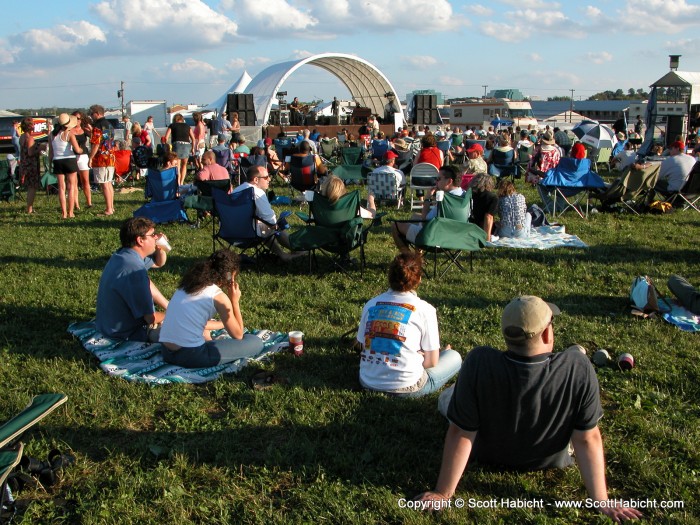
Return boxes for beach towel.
[662,302,700,332]
[67,321,289,385]
[487,225,588,250]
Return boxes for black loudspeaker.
[329,115,339,125]
[306,112,317,126]
[227,93,255,124]
[666,116,684,147]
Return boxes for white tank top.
[52,131,75,159]
[159,284,224,347]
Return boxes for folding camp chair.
[367,169,404,209]
[488,148,516,180]
[537,158,606,219]
[183,179,231,227]
[394,190,487,278]
[288,154,318,196]
[515,144,534,179]
[133,167,188,223]
[586,146,613,173]
[211,187,274,262]
[1,394,67,524]
[370,139,390,163]
[0,160,15,202]
[319,137,339,166]
[409,162,439,210]
[113,149,133,187]
[437,140,451,166]
[331,146,364,183]
[40,155,58,198]
[289,190,381,277]
[591,163,660,215]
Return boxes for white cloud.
[290,49,314,60]
[584,51,613,64]
[401,55,438,69]
[224,0,316,33]
[470,4,493,16]
[226,58,246,70]
[170,58,220,75]
[438,76,466,87]
[615,0,700,33]
[529,53,543,62]
[7,21,107,66]
[481,6,585,41]
[498,0,559,8]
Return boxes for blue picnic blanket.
[662,302,700,332]
[487,225,588,250]
[67,321,290,385]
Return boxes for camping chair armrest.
[295,211,313,224]
[255,215,277,229]
[389,218,428,225]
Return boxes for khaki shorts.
[94,166,115,183]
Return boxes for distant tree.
[547,96,572,101]
[628,88,636,97]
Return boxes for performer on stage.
[290,97,302,126]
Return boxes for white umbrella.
[574,122,617,150]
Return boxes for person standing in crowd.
[19,117,41,214]
[72,110,92,209]
[11,120,21,158]
[49,113,82,219]
[164,113,195,186]
[88,104,116,216]
[192,112,207,172]
[143,116,160,149]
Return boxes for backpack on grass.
[630,276,671,316]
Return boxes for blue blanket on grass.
[662,302,700,332]
[487,225,588,250]
[67,321,290,384]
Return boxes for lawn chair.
[113,149,133,187]
[586,146,613,173]
[370,138,390,163]
[183,178,231,227]
[437,140,451,166]
[288,154,318,197]
[538,158,606,218]
[515,144,534,179]
[1,394,67,523]
[289,190,381,277]
[367,169,403,209]
[133,167,188,224]
[211,187,274,261]
[0,160,15,202]
[409,162,439,210]
[591,163,660,215]
[488,148,516,180]
[331,146,364,183]
[395,190,487,278]
[319,137,339,165]
[40,155,58,198]
[663,162,700,213]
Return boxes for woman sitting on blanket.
[496,179,531,239]
[159,250,263,368]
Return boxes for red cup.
[288,331,304,356]
[618,353,634,370]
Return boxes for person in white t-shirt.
[356,252,462,396]
[159,250,264,368]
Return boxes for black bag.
[527,203,550,227]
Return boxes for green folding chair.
[0,160,15,202]
[40,155,58,198]
[331,146,364,183]
[1,394,67,523]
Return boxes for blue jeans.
[400,349,463,398]
[161,334,264,368]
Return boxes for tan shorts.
[94,166,115,183]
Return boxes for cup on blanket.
[304,190,315,202]
[288,331,304,356]
[435,190,445,202]
[156,234,172,252]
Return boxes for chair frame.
[408,162,439,210]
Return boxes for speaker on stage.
[280,110,290,127]
[227,93,255,125]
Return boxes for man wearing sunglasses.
[96,217,169,342]
[415,296,642,522]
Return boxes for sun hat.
[56,113,77,130]
[541,131,555,145]
[502,295,560,344]
[393,138,408,151]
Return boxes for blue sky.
[1,0,699,110]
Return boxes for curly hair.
[470,173,495,193]
[20,117,34,133]
[421,134,437,148]
[388,252,423,292]
[497,179,516,197]
[179,250,240,295]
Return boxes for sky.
[1,0,699,112]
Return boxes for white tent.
[205,70,253,115]
[242,53,399,126]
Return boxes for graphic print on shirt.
[361,301,415,367]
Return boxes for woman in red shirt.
[416,134,444,170]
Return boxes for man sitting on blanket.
[391,165,464,253]
[96,217,169,342]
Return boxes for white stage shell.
[243,53,399,125]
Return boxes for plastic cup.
[592,349,610,366]
[566,344,587,355]
[288,331,304,356]
[435,190,445,202]
[156,235,172,252]
[304,190,315,202]
[618,353,635,370]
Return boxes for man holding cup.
[96,217,170,342]
[391,165,464,253]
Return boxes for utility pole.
[569,89,575,123]
[118,81,125,117]
[482,85,488,98]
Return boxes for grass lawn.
[0,175,698,524]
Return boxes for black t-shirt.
[447,346,603,470]
[470,190,498,226]
[169,122,191,142]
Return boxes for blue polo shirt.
[96,248,155,341]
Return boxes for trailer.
[127,100,167,128]
[448,99,538,130]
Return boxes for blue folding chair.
[134,167,187,223]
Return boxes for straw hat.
[393,138,408,151]
[56,113,78,130]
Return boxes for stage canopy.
[240,53,399,125]
[651,70,700,105]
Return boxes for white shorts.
[406,223,423,244]
[94,166,115,183]
[76,154,89,171]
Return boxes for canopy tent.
[204,70,253,115]
[241,53,399,126]
[651,70,700,105]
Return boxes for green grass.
[1,178,699,524]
